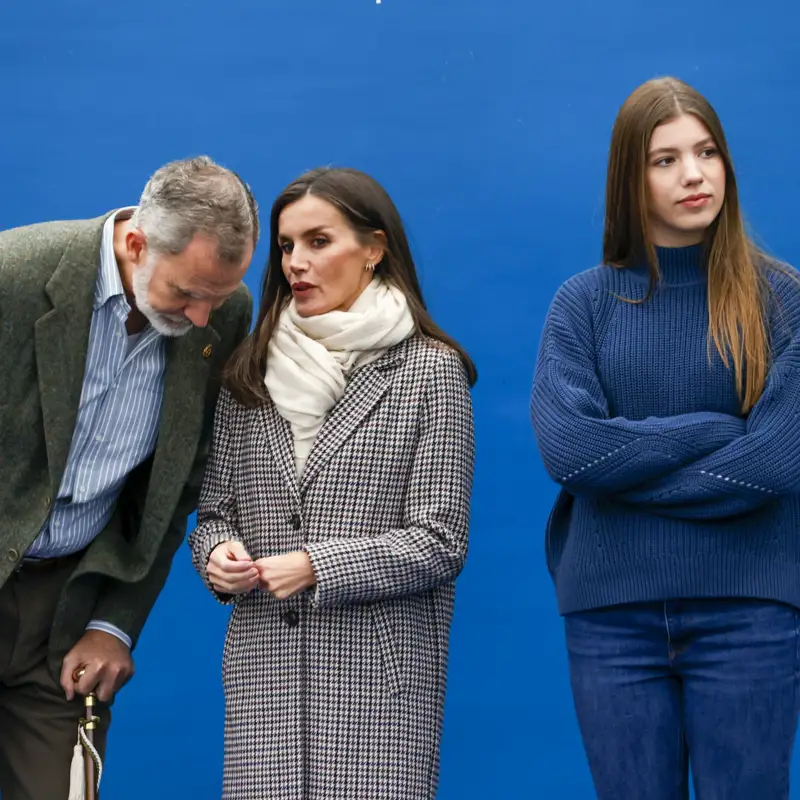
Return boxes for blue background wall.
[2,1,799,796]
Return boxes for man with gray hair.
[0,155,257,798]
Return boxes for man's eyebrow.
[168,279,229,301]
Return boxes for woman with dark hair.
[189,167,476,799]
[531,77,800,799]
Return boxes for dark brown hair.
[603,76,769,413]
[225,167,477,406]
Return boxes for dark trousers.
[565,598,800,800]
[0,557,110,800]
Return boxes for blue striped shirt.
[26,208,167,647]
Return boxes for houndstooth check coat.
[188,335,475,800]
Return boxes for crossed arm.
[530,281,800,520]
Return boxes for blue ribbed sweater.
[530,245,800,615]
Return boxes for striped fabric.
[25,207,167,646]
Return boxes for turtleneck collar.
[628,244,707,286]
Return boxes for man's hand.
[255,551,317,600]
[61,629,134,703]
[207,540,260,595]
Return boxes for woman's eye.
[311,237,328,248]
[280,242,292,254]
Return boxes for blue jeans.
[564,599,800,799]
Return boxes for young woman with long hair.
[531,77,800,799]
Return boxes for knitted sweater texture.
[531,245,800,614]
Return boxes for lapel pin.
[202,344,213,359]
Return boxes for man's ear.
[126,228,147,266]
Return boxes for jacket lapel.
[298,343,407,496]
[34,218,108,495]
[259,402,302,505]
[140,325,219,524]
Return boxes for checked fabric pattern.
[188,335,475,800]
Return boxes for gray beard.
[131,258,193,338]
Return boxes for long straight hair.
[603,76,769,413]
[225,167,477,407]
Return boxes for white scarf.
[264,277,415,477]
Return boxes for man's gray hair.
[130,156,259,264]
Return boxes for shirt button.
[95,435,104,442]
[7,548,19,562]
[79,486,86,493]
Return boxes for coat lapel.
[34,219,107,495]
[259,401,302,505]
[298,343,407,496]
[140,325,219,524]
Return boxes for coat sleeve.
[87,403,221,645]
[187,388,244,604]
[89,477,203,646]
[90,301,253,640]
[304,349,475,608]
[530,277,746,494]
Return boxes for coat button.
[7,548,19,562]
[289,514,301,530]
[284,608,300,628]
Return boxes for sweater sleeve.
[615,328,800,519]
[611,269,800,519]
[530,275,746,495]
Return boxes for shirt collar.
[94,207,137,310]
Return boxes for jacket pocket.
[370,603,404,697]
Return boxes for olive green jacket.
[0,213,252,680]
